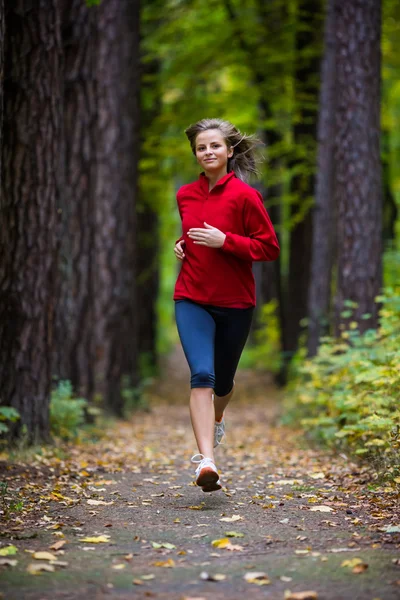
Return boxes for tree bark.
[307,0,337,356]
[0,0,3,177]
[0,2,62,442]
[55,0,97,400]
[94,0,139,414]
[334,0,382,333]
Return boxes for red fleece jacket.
[173,171,280,308]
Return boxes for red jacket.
[173,171,280,308]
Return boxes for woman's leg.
[212,307,254,420]
[175,301,216,461]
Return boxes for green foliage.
[0,482,24,519]
[0,406,20,434]
[50,381,88,441]
[85,0,101,7]
[284,287,400,481]
[240,301,282,372]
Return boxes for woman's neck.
[204,167,228,191]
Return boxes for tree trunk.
[94,0,139,414]
[334,0,382,333]
[55,0,97,400]
[0,2,62,442]
[0,0,3,176]
[286,0,323,363]
[307,0,337,356]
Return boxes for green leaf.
[0,545,18,556]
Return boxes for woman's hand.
[188,222,226,248]
[174,239,186,261]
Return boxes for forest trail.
[1,350,399,600]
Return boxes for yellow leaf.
[309,472,325,479]
[0,545,18,556]
[341,558,364,568]
[152,558,175,568]
[188,505,203,510]
[219,515,243,522]
[200,572,226,581]
[211,538,230,548]
[243,571,270,585]
[27,562,55,575]
[141,574,155,580]
[112,563,126,570]
[32,552,57,561]
[81,535,110,543]
[87,499,114,506]
[133,579,144,585]
[0,558,18,567]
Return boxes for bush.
[0,406,20,435]
[50,380,88,441]
[283,287,400,481]
[240,300,282,373]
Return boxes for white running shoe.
[191,453,221,492]
[214,417,225,448]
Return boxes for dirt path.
[1,355,400,600]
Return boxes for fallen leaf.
[211,538,230,549]
[151,541,176,549]
[133,579,144,585]
[49,540,66,551]
[112,563,126,570]
[309,505,333,513]
[284,592,318,600]
[81,535,110,543]
[200,571,226,581]
[0,558,18,567]
[141,574,155,580]
[225,531,244,538]
[385,525,400,533]
[243,571,270,585]
[32,552,57,561]
[352,562,368,574]
[309,472,325,479]
[219,515,243,522]
[0,545,18,556]
[27,562,55,575]
[87,499,114,506]
[152,558,175,568]
[341,558,365,569]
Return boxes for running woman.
[173,118,280,492]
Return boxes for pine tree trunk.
[307,0,337,356]
[55,0,97,399]
[334,0,382,333]
[286,0,323,362]
[94,0,139,414]
[0,2,62,442]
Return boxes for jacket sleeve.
[220,190,280,262]
[175,191,185,246]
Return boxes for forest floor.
[1,347,400,600]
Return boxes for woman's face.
[195,129,233,173]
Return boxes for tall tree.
[0,2,62,441]
[334,0,382,333]
[307,0,337,356]
[55,0,97,400]
[94,0,139,414]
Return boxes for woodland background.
[0,0,399,476]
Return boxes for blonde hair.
[185,118,262,182]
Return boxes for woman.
[173,118,280,493]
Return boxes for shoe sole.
[202,480,222,493]
[196,466,219,488]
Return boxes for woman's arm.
[221,191,280,262]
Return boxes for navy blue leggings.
[175,300,254,397]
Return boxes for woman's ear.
[228,147,234,158]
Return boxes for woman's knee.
[191,369,215,389]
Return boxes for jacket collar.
[199,170,236,192]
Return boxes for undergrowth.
[283,287,400,483]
